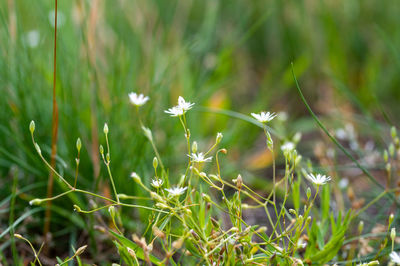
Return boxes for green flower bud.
[108,206,116,219]
[73,204,82,212]
[391,228,396,242]
[99,145,104,155]
[153,157,158,170]
[192,141,198,153]
[130,172,142,184]
[389,144,395,157]
[76,138,82,152]
[389,213,395,226]
[103,123,109,134]
[29,198,43,206]
[34,143,41,155]
[358,221,364,234]
[216,132,223,144]
[392,126,397,139]
[29,120,35,135]
[384,150,389,163]
[306,187,311,200]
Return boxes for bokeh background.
[1,0,400,264]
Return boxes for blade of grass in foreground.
[291,63,397,204]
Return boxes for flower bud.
[389,213,395,226]
[236,174,243,190]
[386,163,391,172]
[192,141,198,153]
[155,203,169,209]
[358,221,364,234]
[384,150,389,163]
[391,228,396,242]
[99,145,104,155]
[14,233,24,240]
[150,192,164,202]
[201,193,211,202]
[75,245,87,256]
[76,138,82,152]
[73,204,82,212]
[117,194,129,200]
[108,206,116,219]
[216,132,223,144]
[153,157,158,170]
[392,126,397,139]
[131,172,142,184]
[103,123,109,134]
[306,187,311,200]
[34,143,41,155]
[29,198,43,206]
[390,144,395,157]
[29,120,35,135]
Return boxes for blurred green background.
[1,0,400,263]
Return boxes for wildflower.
[188,152,212,163]
[251,111,277,123]
[151,178,163,188]
[24,30,40,48]
[164,96,194,116]
[165,106,185,117]
[177,96,194,111]
[128,92,149,106]
[305,173,331,186]
[390,251,400,264]
[281,141,295,152]
[165,186,188,197]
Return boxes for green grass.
[1,0,400,265]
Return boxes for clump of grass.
[14,93,399,265]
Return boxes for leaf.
[109,230,161,264]
[113,241,135,266]
[307,211,352,263]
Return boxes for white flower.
[151,179,163,188]
[305,173,331,186]
[281,142,295,152]
[188,152,212,163]
[165,186,188,197]
[391,251,400,264]
[297,239,307,249]
[24,30,40,48]
[164,106,185,117]
[164,96,194,116]
[177,96,194,111]
[251,111,277,123]
[129,92,149,106]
